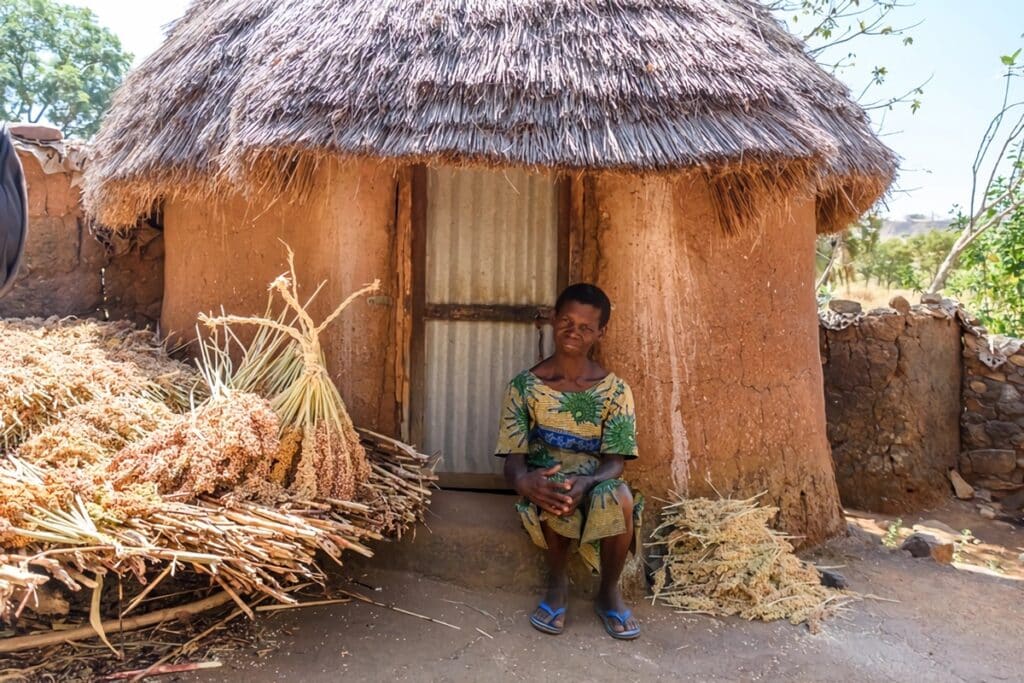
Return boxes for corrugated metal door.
[417,167,563,488]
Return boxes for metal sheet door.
[416,167,563,488]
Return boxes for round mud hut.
[84,0,896,545]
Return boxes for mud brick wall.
[960,334,1024,497]
[0,146,163,326]
[820,307,962,513]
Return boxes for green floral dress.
[494,370,644,573]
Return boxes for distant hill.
[880,215,954,239]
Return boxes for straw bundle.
[0,317,198,448]
[650,495,848,631]
[199,246,379,502]
[0,273,435,641]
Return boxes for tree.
[0,0,132,138]
[928,50,1024,296]
[767,0,925,117]
[948,211,1024,334]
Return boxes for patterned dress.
[494,370,644,573]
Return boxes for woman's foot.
[595,585,640,638]
[529,576,568,634]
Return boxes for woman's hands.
[514,464,573,516]
[504,455,600,517]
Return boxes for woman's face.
[553,300,605,357]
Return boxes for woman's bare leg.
[534,521,571,629]
[596,485,639,633]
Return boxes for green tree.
[947,148,1024,334]
[0,0,131,138]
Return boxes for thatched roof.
[83,0,897,232]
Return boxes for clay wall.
[819,306,962,513]
[162,158,400,435]
[584,174,845,546]
[0,146,163,326]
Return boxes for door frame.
[407,165,572,489]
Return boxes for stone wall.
[0,138,162,326]
[820,300,963,513]
[960,333,1024,502]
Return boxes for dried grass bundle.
[199,246,379,501]
[650,495,849,631]
[0,318,198,448]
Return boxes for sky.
[69,0,1024,220]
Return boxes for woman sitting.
[495,283,643,640]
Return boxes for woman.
[495,283,643,640]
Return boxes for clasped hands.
[513,464,591,517]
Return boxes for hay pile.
[0,318,197,448]
[0,269,436,655]
[650,495,849,631]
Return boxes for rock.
[966,449,1018,476]
[900,532,954,563]
[8,122,62,141]
[986,421,1022,440]
[999,384,1022,402]
[818,568,849,589]
[949,469,975,500]
[1018,457,1024,468]
[973,488,993,503]
[920,292,943,305]
[978,506,997,519]
[828,299,863,315]
[1009,354,1024,368]
[997,401,1024,418]
[912,520,962,543]
[999,488,1024,512]
[968,380,989,394]
[958,423,991,450]
[888,295,911,314]
[974,478,1024,491]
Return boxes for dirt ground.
[181,499,1023,683]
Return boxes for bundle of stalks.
[0,257,436,660]
[0,317,199,448]
[199,246,380,501]
[649,494,850,632]
[357,429,437,538]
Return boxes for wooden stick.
[0,592,233,653]
[336,589,461,630]
[101,661,222,680]
[254,598,350,612]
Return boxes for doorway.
[411,166,568,488]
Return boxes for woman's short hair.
[555,283,612,328]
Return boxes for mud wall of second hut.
[583,175,844,546]
[161,159,399,434]
[819,308,962,513]
[0,146,164,325]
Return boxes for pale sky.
[71,0,1024,220]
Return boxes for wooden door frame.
[407,165,572,489]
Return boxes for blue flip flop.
[529,601,566,635]
[595,606,641,640]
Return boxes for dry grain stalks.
[649,494,852,632]
[198,244,380,501]
[0,263,436,660]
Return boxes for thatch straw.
[83,0,896,233]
